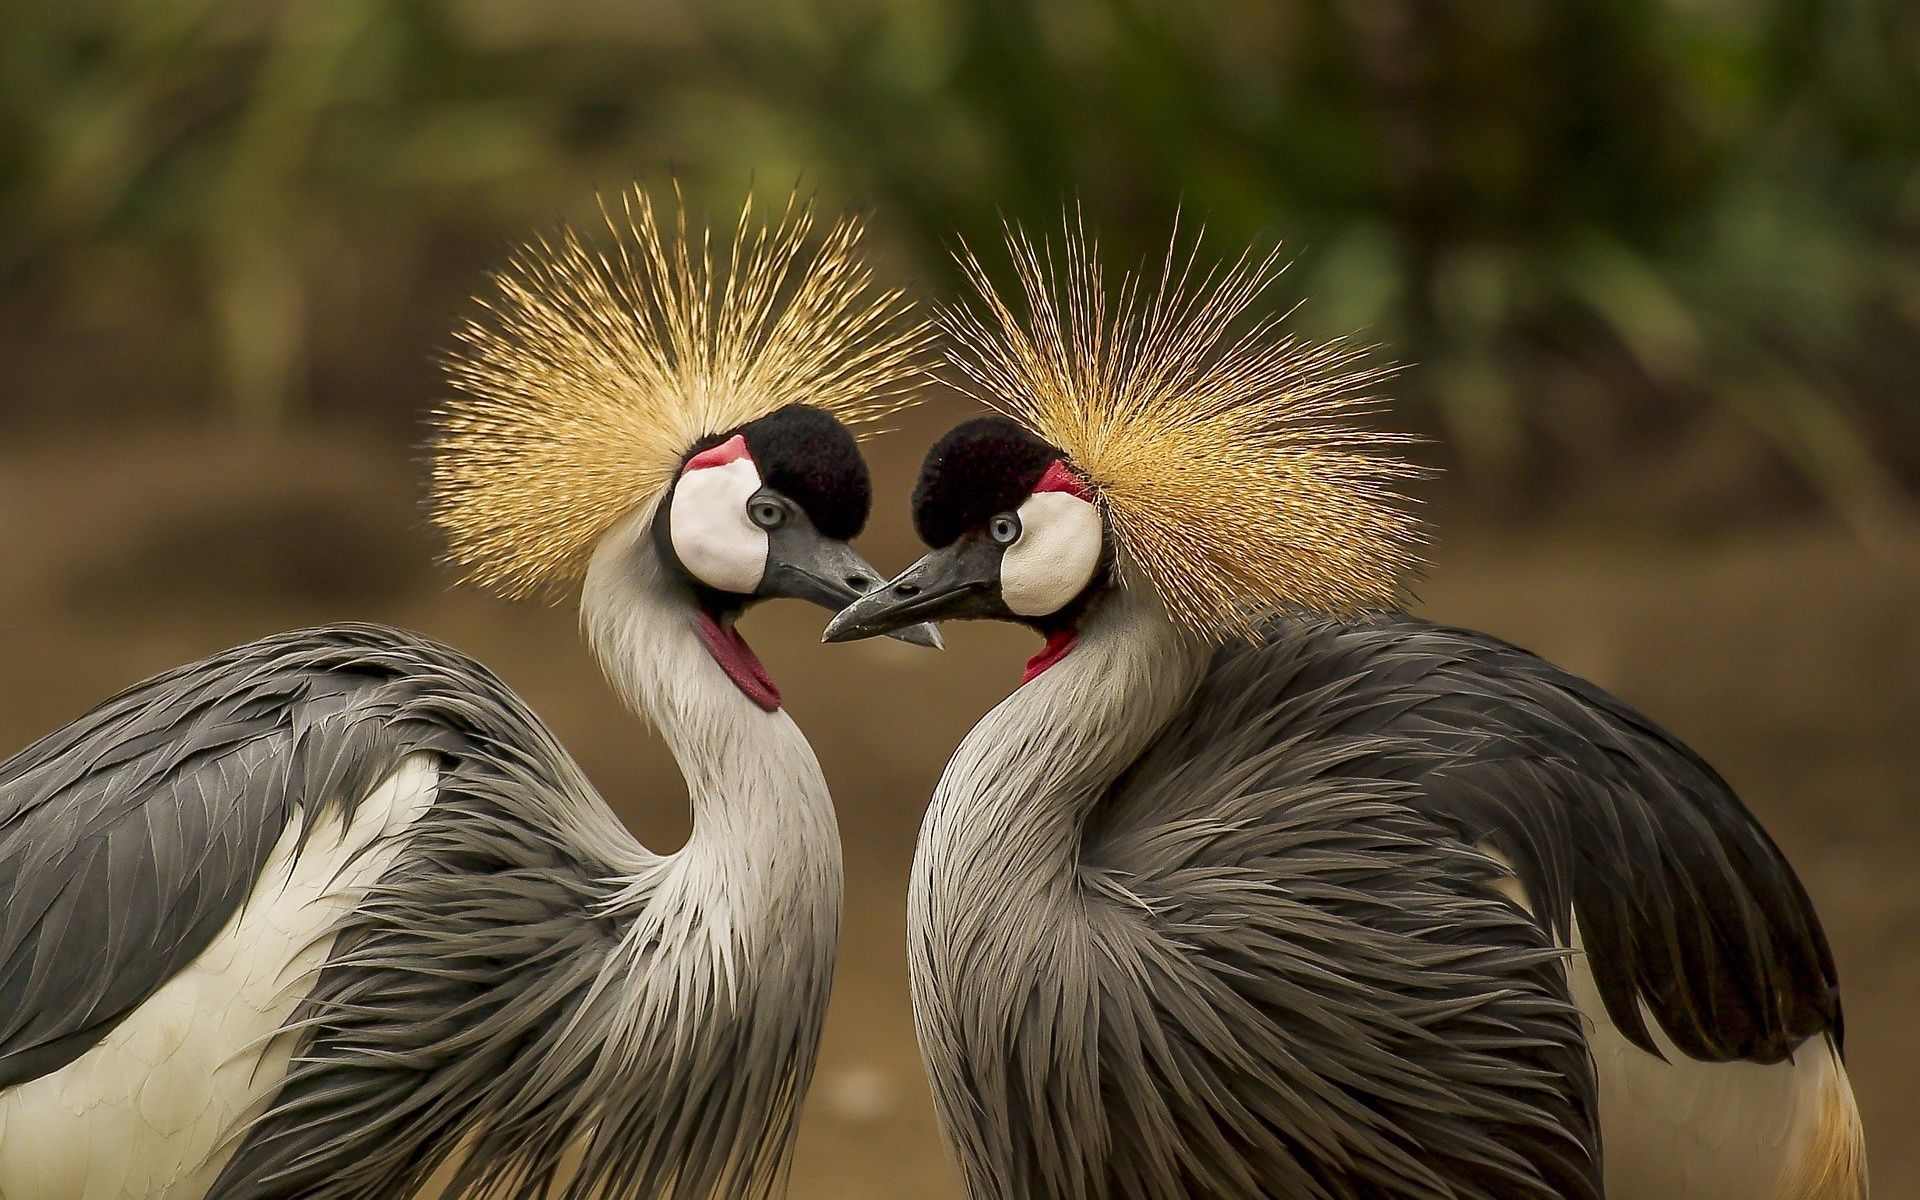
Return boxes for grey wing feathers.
[207,632,708,1200]
[0,623,696,1200]
[1248,614,1842,1064]
[214,633,812,1200]
[1075,610,1839,1196]
[1083,648,1602,1200]
[0,624,464,1088]
[209,761,625,1200]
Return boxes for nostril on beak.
[895,582,921,598]
[846,573,874,592]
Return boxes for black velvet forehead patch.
[736,404,872,540]
[911,416,1062,547]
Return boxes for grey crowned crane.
[827,224,1865,1199]
[0,190,933,1199]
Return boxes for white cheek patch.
[1001,490,1103,617]
[669,456,769,595]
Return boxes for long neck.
[910,583,1205,1013]
[581,512,842,929]
[907,588,1209,1193]
[916,587,1209,907]
[563,510,842,1197]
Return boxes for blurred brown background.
[2,2,1917,1195]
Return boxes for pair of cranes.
[0,189,1863,1199]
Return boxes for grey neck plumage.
[569,503,843,1199]
[913,586,1206,894]
[581,506,842,916]
[907,586,1209,1194]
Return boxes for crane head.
[427,186,937,710]
[429,185,930,605]
[825,208,1428,675]
[830,213,1424,665]
[655,403,940,709]
[825,415,1101,681]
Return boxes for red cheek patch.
[1033,459,1092,502]
[684,434,752,472]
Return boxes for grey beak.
[823,540,1004,643]
[880,614,943,649]
[760,529,942,649]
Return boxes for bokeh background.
[2,1,1917,1194]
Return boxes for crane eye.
[988,513,1022,545]
[749,498,789,530]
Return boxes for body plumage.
[0,188,928,1198]
[829,217,1863,1198]
[0,612,836,1198]
[909,593,1856,1197]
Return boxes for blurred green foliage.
[2,0,1915,515]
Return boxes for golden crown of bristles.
[430,187,929,600]
[939,218,1424,638]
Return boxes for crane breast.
[0,753,438,1199]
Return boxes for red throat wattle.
[695,612,782,711]
[1022,628,1078,684]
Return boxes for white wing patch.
[0,753,439,1200]
[1569,918,1863,1200]
[1485,848,1865,1199]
